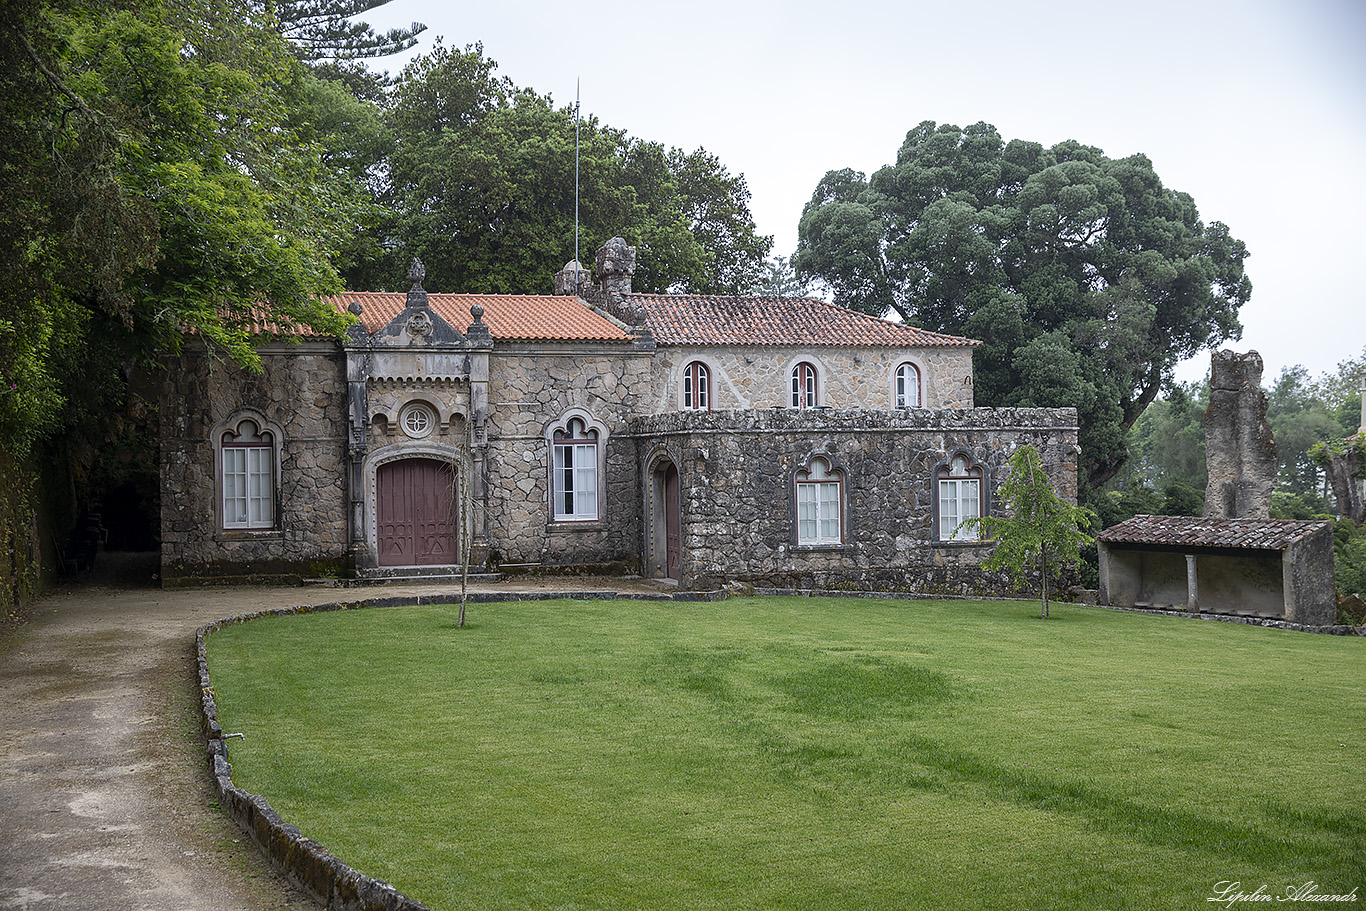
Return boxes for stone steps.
[303,568,505,587]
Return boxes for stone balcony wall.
[631,407,1079,592]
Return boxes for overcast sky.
[364,0,1365,386]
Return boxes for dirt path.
[0,555,670,911]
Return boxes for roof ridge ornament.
[405,258,429,311]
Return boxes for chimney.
[583,236,649,331]
[554,260,586,296]
[595,237,635,296]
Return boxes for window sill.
[792,543,853,553]
[932,540,991,547]
[547,520,605,533]
[218,528,284,542]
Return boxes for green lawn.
[206,597,1365,911]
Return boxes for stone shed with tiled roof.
[1097,515,1335,625]
[159,238,1078,594]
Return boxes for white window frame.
[683,361,710,411]
[895,362,922,409]
[791,361,818,409]
[221,419,275,530]
[552,419,599,521]
[938,454,982,542]
[796,457,843,545]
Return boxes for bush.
[1336,520,1366,598]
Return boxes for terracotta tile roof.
[1097,515,1331,550]
[321,293,631,343]
[630,294,980,348]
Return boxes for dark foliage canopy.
[794,121,1252,492]
[368,43,772,295]
[267,0,425,60]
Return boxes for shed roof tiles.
[631,294,979,348]
[1097,515,1331,551]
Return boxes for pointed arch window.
[552,419,599,521]
[221,419,275,529]
[791,361,818,409]
[796,456,843,545]
[937,454,983,542]
[683,361,710,411]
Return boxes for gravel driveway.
[0,554,669,911]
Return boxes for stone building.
[1096,515,1335,625]
[160,239,1079,592]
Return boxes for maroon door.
[665,464,681,579]
[376,459,456,566]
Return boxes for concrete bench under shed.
[1097,515,1335,626]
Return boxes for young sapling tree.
[961,444,1095,618]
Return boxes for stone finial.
[595,237,636,295]
[347,300,363,317]
[554,260,586,296]
[1203,349,1278,519]
[405,258,429,311]
[465,302,491,344]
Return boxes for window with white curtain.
[552,419,599,521]
[221,419,275,529]
[796,456,842,544]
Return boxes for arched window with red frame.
[683,361,710,411]
[791,361,818,409]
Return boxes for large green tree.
[267,0,425,61]
[1,0,374,604]
[794,122,1251,494]
[376,42,771,295]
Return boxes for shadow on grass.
[642,643,1364,885]
[898,735,1366,884]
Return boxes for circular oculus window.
[399,403,436,438]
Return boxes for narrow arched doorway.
[376,458,456,566]
[648,461,681,580]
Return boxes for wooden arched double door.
[376,458,456,566]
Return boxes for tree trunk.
[1040,543,1050,619]
[457,420,474,628]
[1323,444,1365,526]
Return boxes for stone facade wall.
[647,345,975,413]
[481,344,654,567]
[1285,525,1337,625]
[630,407,1079,592]
[160,342,350,581]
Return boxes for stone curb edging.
[757,587,1364,634]
[1096,603,1366,636]
[194,588,729,911]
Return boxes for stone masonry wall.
[160,342,350,581]
[647,345,975,413]
[482,344,654,568]
[631,407,1079,593]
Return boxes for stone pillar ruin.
[1203,349,1278,519]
